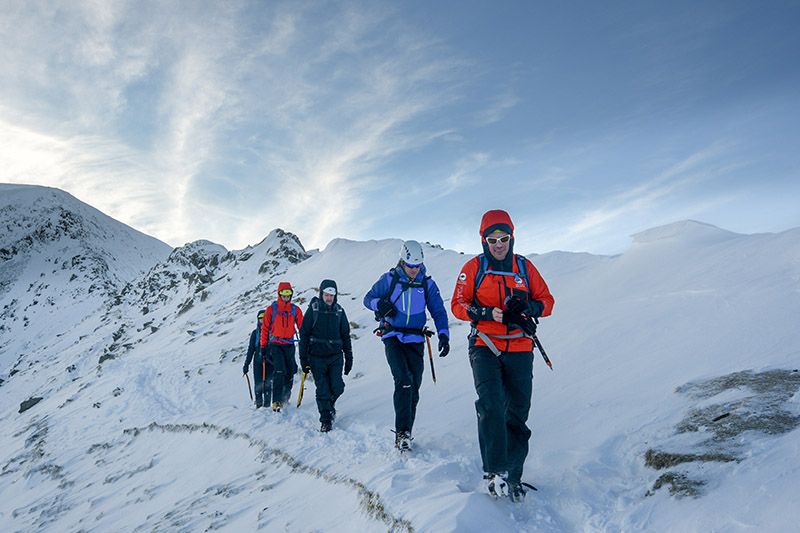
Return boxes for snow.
[2,184,800,531]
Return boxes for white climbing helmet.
[399,240,424,265]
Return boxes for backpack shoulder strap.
[515,254,529,289]
[310,300,320,329]
[473,255,490,303]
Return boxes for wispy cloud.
[474,90,520,126]
[521,143,743,253]
[0,1,470,249]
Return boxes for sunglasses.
[404,262,422,269]
[486,235,511,245]
[278,290,293,296]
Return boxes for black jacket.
[298,297,352,360]
[243,328,259,367]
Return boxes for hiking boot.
[394,431,412,452]
[320,421,332,433]
[272,401,282,412]
[484,473,508,498]
[508,481,526,502]
[255,403,262,409]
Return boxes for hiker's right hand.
[242,364,248,375]
[377,298,396,317]
[491,308,504,322]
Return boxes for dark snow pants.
[269,343,297,405]
[310,353,345,424]
[253,350,273,408]
[469,345,533,484]
[384,336,425,434]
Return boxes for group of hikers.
[241,209,554,501]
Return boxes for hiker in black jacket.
[298,279,353,432]
[242,309,270,408]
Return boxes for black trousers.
[384,336,424,433]
[310,353,345,424]
[252,350,273,407]
[469,345,533,484]
[269,343,297,404]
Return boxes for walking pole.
[244,372,253,401]
[424,328,437,384]
[297,371,308,407]
[533,335,553,370]
[532,318,553,370]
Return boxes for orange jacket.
[451,255,554,353]
[260,282,303,347]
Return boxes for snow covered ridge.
[2,184,800,531]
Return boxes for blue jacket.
[364,265,450,344]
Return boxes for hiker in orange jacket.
[260,281,303,411]
[451,209,554,502]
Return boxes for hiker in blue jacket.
[363,240,450,451]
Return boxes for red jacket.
[260,282,303,347]
[451,255,554,353]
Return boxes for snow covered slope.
[0,184,171,380]
[1,188,799,532]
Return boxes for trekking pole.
[244,372,253,401]
[297,371,308,407]
[532,318,553,370]
[423,327,437,384]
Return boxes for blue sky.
[1,1,798,255]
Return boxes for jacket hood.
[319,279,338,306]
[277,281,293,298]
[480,209,514,238]
[479,209,515,269]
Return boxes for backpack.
[268,301,299,343]
[388,269,430,304]
[473,254,529,304]
[270,301,298,321]
[309,299,343,330]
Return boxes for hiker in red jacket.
[451,209,554,502]
[260,281,303,411]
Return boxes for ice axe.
[296,371,308,407]
[423,327,436,384]
[244,372,253,402]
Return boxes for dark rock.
[19,397,43,413]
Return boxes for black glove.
[437,334,449,357]
[300,357,311,373]
[344,354,353,375]
[377,298,396,318]
[505,295,527,315]
[242,363,248,375]
[527,299,544,319]
[504,311,537,336]
[467,305,493,322]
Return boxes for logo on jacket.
[458,272,467,281]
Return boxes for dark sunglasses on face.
[486,235,511,245]
[404,262,422,269]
